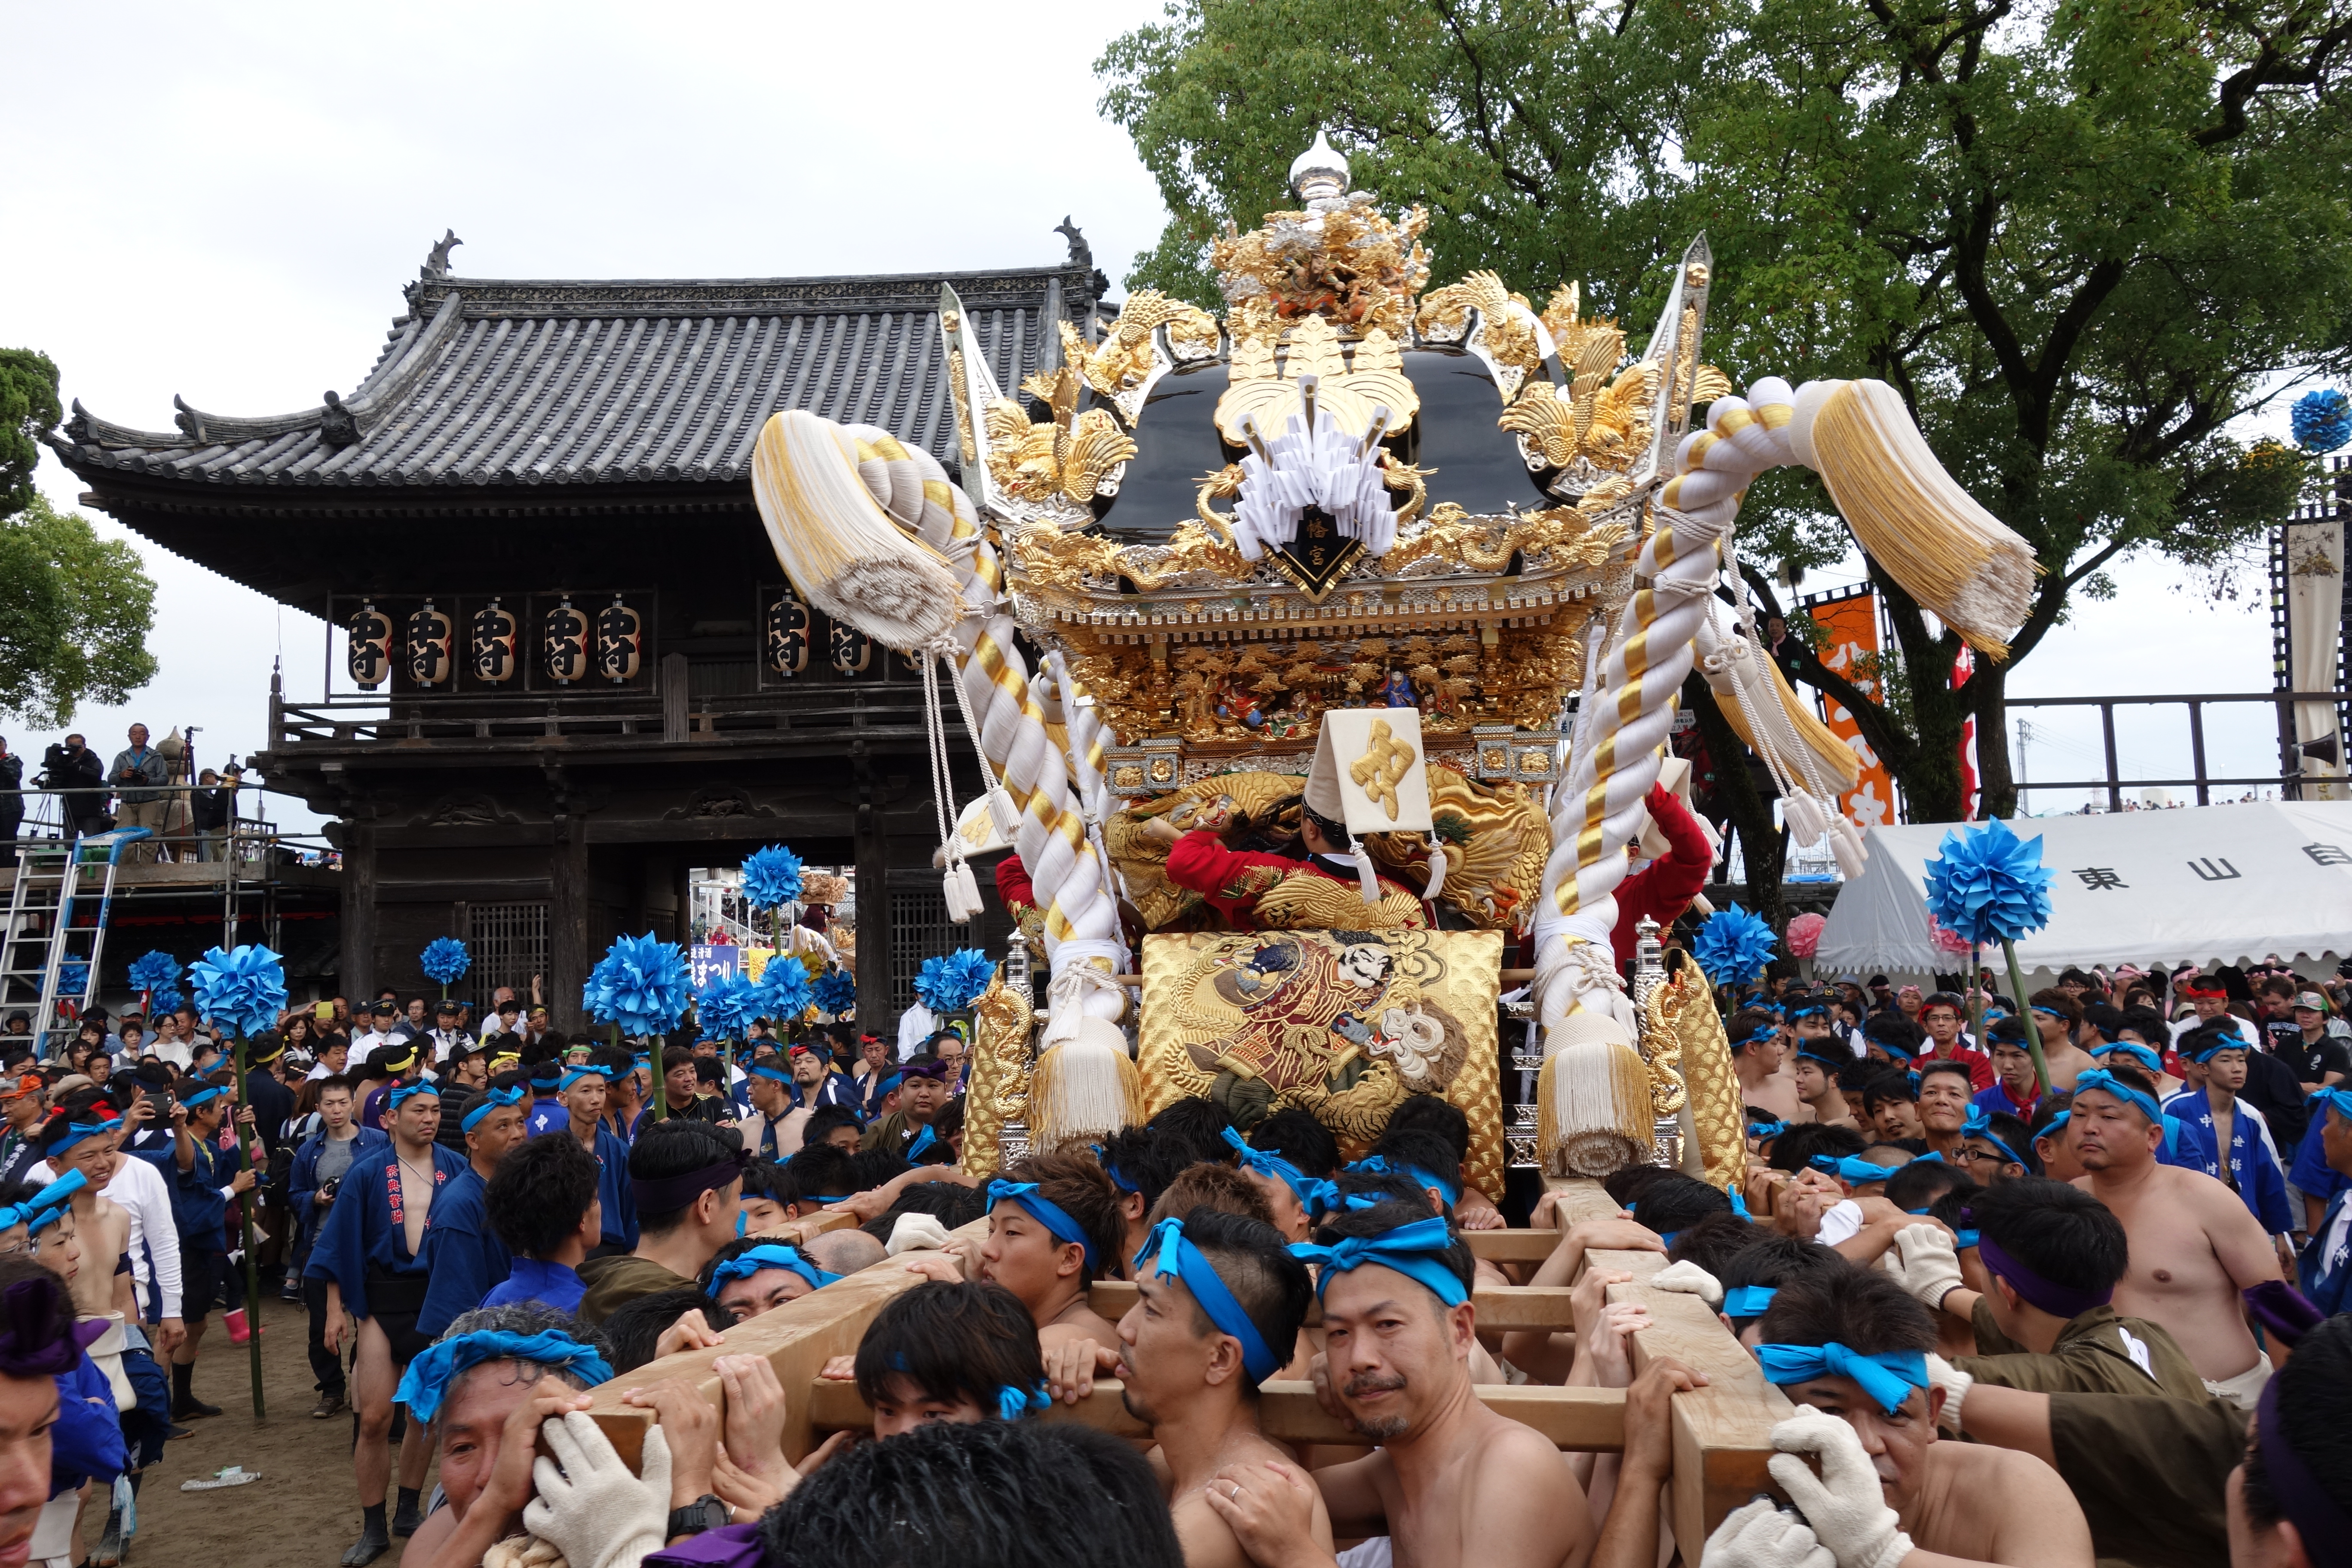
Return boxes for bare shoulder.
[1469,1404,1582,1488]
[1928,1443,2092,1567]
[1171,1492,1252,1568]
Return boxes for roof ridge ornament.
[1289,129,1350,205]
[423,229,463,279]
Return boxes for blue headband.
[875,1073,903,1097]
[1289,1216,1469,1308]
[988,1179,1097,1270]
[2193,1037,2250,1064]
[1789,1006,1827,1020]
[2312,1087,2352,1127]
[394,1329,613,1424]
[1747,1116,1788,1142]
[905,1124,937,1160]
[1136,1217,1284,1383]
[1798,1043,1849,1069]
[1736,1024,1781,1051]
[558,1064,610,1090]
[178,1084,227,1112]
[2030,1005,2065,1020]
[1755,1341,1929,1416]
[2092,1041,2163,1073]
[749,1063,793,1085]
[386,1081,441,1109]
[1810,1155,1894,1186]
[996,1382,1050,1421]
[709,1244,840,1294]
[42,1116,119,1159]
[2072,1069,2183,1155]
[1222,1127,1337,1212]
[1722,1284,1777,1320]
[0,1170,85,1234]
[1960,1108,2029,1170]
[1868,1035,1914,1061]
[2039,1109,2071,1138]
[461,1084,526,1132]
[1349,1154,1460,1208]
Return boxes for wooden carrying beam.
[1541,1179,1792,1553]
[581,1183,1780,1540]
[1087,1279,1580,1331]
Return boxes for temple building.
[45,230,1103,1023]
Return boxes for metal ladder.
[0,829,150,1058]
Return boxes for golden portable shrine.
[751,130,2037,1194]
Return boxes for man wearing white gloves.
[1709,1268,2091,1568]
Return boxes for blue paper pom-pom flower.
[58,961,89,999]
[739,846,805,911]
[188,944,289,1039]
[2293,389,2352,454]
[150,985,183,1017]
[1921,817,2055,949]
[420,937,472,986]
[913,949,997,1014]
[1691,904,1779,986]
[128,950,181,995]
[694,972,765,1041]
[582,933,694,1038]
[812,968,858,1018]
[754,956,815,1022]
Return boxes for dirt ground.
[89,1293,441,1568]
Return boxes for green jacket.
[1962,1299,2209,1401]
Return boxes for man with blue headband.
[2297,1087,2352,1314]
[1730,1268,2091,1568]
[415,1070,533,1344]
[556,1054,638,1253]
[903,1152,1124,1352]
[1727,1006,1805,1124]
[1204,1203,1592,1568]
[306,1075,467,1564]
[2162,1022,2296,1260]
[2073,1060,2286,1412]
[163,1078,248,1424]
[1107,1210,1330,1568]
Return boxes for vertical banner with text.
[1808,591,1901,830]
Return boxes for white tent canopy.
[1815,801,2352,975]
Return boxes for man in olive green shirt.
[1889,1176,2207,1402]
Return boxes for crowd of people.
[0,947,2342,1568]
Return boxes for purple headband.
[2256,1374,2352,1567]
[1974,1233,2110,1320]
[0,1276,83,1379]
[631,1152,747,1215]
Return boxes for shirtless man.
[305,1080,466,1564]
[1112,1212,1332,1568]
[2027,990,2101,1090]
[1208,1203,1593,1568]
[1733,1266,2092,1568]
[2069,1063,2283,1409]
[906,1152,1124,1349]
[1729,1010,1806,1123]
[1792,1039,1858,1130]
[39,1094,131,1323]
[1917,1060,1975,1161]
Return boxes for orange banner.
[1808,592,1899,830]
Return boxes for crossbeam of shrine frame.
[581,1179,1788,1545]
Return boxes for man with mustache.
[1200,1203,1591,1568]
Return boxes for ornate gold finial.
[1290,129,1350,203]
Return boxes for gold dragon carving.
[960,977,1034,1179]
[1651,959,1746,1194]
[1069,294,1221,422]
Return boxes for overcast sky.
[0,0,2294,836]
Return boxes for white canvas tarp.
[1815,801,2352,974]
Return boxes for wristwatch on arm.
[666,1493,729,1540]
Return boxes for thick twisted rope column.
[840,429,1123,1026]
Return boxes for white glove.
[525,1415,671,1568]
[1766,1409,1911,1568]
[1890,1224,1962,1311]
[1701,1497,1837,1568]
[1923,1352,1971,1434]
[1651,1259,1725,1308]
[886,1212,951,1256]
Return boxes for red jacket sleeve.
[994,854,1036,911]
[1613,787,1716,963]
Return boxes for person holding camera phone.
[288,1075,384,1419]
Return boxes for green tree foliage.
[0,349,62,517]
[0,495,159,729]
[1101,0,2352,841]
